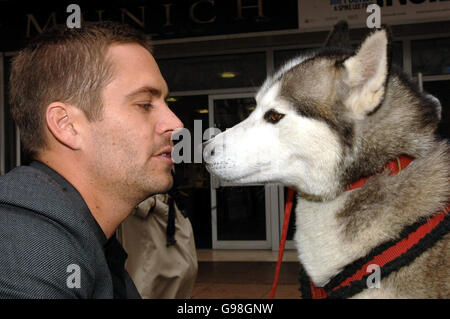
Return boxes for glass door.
[208,93,280,249]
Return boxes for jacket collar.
[30,160,108,246]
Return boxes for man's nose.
[161,106,184,134]
[168,108,184,130]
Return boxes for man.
[0,21,183,298]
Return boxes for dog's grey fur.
[204,22,449,298]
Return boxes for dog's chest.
[294,195,362,286]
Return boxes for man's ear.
[45,102,83,150]
[341,28,391,118]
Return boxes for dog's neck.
[297,155,414,203]
[296,191,326,202]
[345,155,414,191]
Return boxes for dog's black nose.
[202,140,215,163]
[202,139,214,154]
[202,139,211,147]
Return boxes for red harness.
[270,155,450,299]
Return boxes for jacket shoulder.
[0,203,96,298]
[0,165,73,217]
[0,166,112,298]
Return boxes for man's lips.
[155,146,172,156]
[154,147,174,163]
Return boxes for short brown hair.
[9,21,153,157]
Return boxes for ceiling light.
[220,72,237,78]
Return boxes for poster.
[299,0,450,31]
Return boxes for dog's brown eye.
[264,109,285,124]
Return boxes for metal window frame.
[404,37,450,83]
[153,31,450,61]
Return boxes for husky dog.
[204,22,450,298]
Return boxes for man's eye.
[137,103,152,110]
[264,109,285,124]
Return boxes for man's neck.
[37,154,134,239]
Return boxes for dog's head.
[204,22,442,200]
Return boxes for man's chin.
[161,178,174,194]
[150,174,174,195]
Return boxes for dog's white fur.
[205,81,342,197]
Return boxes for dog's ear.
[424,94,442,122]
[341,28,392,118]
[323,20,351,49]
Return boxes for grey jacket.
[0,161,140,299]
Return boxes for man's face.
[83,43,183,202]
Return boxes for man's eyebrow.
[125,86,169,100]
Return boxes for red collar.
[304,155,450,299]
[346,155,415,191]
